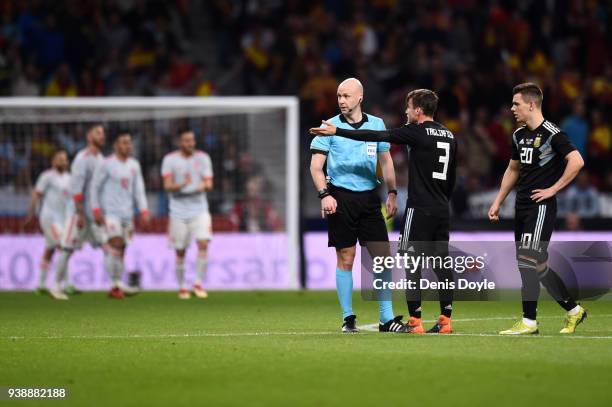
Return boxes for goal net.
[0,97,300,290]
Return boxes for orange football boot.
[406,317,425,334]
[427,315,453,334]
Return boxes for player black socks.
[405,261,422,318]
[538,267,578,311]
[405,266,453,319]
[518,258,540,320]
[440,302,453,318]
[408,302,422,319]
[435,266,454,318]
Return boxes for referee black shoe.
[379,315,408,333]
[342,315,359,333]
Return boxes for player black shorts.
[514,200,557,263]
[398,206,449,256]
[326,184,388,249]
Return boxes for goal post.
[0,97,300,290]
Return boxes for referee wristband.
[318,188,330,199]
[388,189,398,195]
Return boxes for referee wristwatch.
[318,188,330,199]
[388,189,398,195]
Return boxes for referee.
[489,83,586,335]
[311,89,457,334]
[310,78,406,333]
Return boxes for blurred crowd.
[0,0,216,97]
[0,0,610,225]
[207,0,611,219]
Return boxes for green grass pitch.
[1,291,611,406]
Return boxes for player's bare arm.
[488,159,520,222]
[310,152,336,218]
[90,161,108,226]
[196,177,213,193]
[74,198,86,228]
[163,174,190,192]
[91,207,104,226]
[378,151,397,219]
[531,150,584,203]
[23,189,42,228]
[135,165,151,227]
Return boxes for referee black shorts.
[515,200,557,263]
[327,184,388,249]
[398,206,449,257]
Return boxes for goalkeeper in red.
[91,131,150,299]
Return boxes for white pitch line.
[3,332,337,341]
[4,315,612,341]
[449,333,612,340]
[5,330,612,341]
[361,313,612,329]
[359,314,612,339]
[359,326,612,340]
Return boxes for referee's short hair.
[406,89,439,116]
[513,82,543,107]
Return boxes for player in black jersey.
[488,82,586,335]
[311,89,457,334]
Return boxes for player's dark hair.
[512,82,543,107]
[51,149,68,161]
[406,89,439,117]
[53,148,68,157]
[112,130,131,144]
[85,122,104,135]
[177,128,194,138]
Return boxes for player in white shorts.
[54,123,106,300]
[23,150,71,297]
[161,129,213,299]
[91,131,149,299]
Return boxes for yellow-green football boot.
[499,320,539,335]
[560,306,587,334]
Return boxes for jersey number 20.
[520,147,533,164]
[432,142,450,180]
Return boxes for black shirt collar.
[528,119,546,132]
[339,113,369,129]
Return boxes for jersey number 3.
[432,142,450,180]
